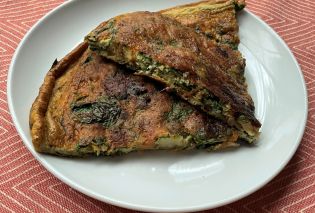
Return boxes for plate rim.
[7,1,308,212]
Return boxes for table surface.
[0,0,314,212]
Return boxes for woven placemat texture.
[0,0,314,212]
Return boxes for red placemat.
[0,0,314,212]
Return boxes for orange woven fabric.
[0,0,314,212]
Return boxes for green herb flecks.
[135,53,230,121]
[136,53,196,91]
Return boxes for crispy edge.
[160,0,246,13]
[29,42,88,153]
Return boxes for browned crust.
[29,1,251,156]
[30,43,240,156]
[160,0,246,47]
[160,0,245,12]
[86,12,260,128]
[29,42,88,152]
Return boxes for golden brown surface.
[161,0,246,84]
[86,11,260,141]
[30,42,88,153]
[30,43,239,156]
[30,0,259,157]
[161,0,245,49]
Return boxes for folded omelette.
[30,43,241,156]
[30,0,259,156]
[86,1,261,142]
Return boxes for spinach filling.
[71,97,121,127]
[135,53,229,120]
[136,53,195,91]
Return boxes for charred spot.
[103,70,129,100]
[205,120,227,136]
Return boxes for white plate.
[7,0,307,212]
